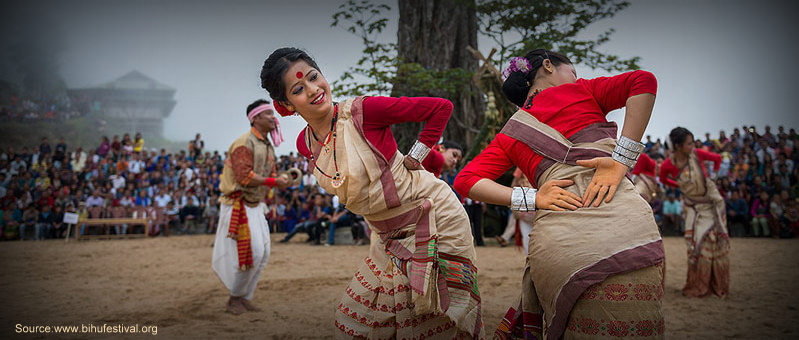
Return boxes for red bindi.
[296,71,303,79]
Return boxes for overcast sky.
[2,0,797,155]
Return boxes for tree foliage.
[330,0,395,97]
[332,0,641,164]
[477,0,640,72]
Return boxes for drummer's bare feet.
[226,296,247,315]
[241,299,262,312]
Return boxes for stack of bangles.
[612,135,646,169]
[264,177,277,187]
[407,140,431,167]
[511,187,537,212]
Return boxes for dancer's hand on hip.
[535,180,582,211]
[403,154,424,171]
[576,156,628,207]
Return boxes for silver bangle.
[612,150,638,168]
[617,135,646,154]
[407,140,431,163]
[511,187,537,212]
[612,136,645,168]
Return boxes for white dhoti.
[212,202,270,300]
[501,212,534,251]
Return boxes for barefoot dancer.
[660,127,729,298]
[259,47,579,339]
[455,49,665,339]
[212,100,290,315]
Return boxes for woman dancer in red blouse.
[259,47,577,339]
[455,50,665,339]
[632,153,662,203]
[660,127,729,298]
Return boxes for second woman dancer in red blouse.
[455,50,665,339]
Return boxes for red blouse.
[454,70,657,197]
[421,148,445,177]
[632,152,656,178]
[297,96,452,174]
[659,149,721,188]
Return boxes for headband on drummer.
[247,103,274,123]
[247,103,284,147]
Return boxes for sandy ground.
[1,234,798,339]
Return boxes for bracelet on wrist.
[612,136,645,168]
[511,186,537,212]
[407,140,431,164]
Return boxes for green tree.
[462,0,640,162]
[332,0,640,163]
[477,0,640,72]
[330,0,396,97]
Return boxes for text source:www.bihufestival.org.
[16,323,158,335]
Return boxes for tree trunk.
[391,0,483,155]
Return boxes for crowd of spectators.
[643,125,799,238]
[1,94,80,121]
[2,123,797,244]
[0,129,363,243]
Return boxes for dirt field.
[1,235,798,339]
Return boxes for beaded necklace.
[307,104,345,188]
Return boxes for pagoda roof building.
[68,71,177,137]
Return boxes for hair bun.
[502,71,531,107]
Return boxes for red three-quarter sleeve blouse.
[454,70,657,197]
[296,96,452,176]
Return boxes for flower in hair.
[502,57,532,81]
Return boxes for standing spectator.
[464,198,485,247]
[96,136,111,159]
[110,135,122,160]
[2,204,20,240]
[785,196,799,236]
[35,204,55,239]
[190,133,204,159]
[71,148,86,173]
[20,205,38,240]
[756,140,776,164]
[644,135,654,149]
[203,194,219,234]
[39,137,51,157]
[662,193,683,234]
[771,190,791,238]
[750,191,771,237]
[54,137,67,163]
[725,190,749,237]
[133,132,144,153]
